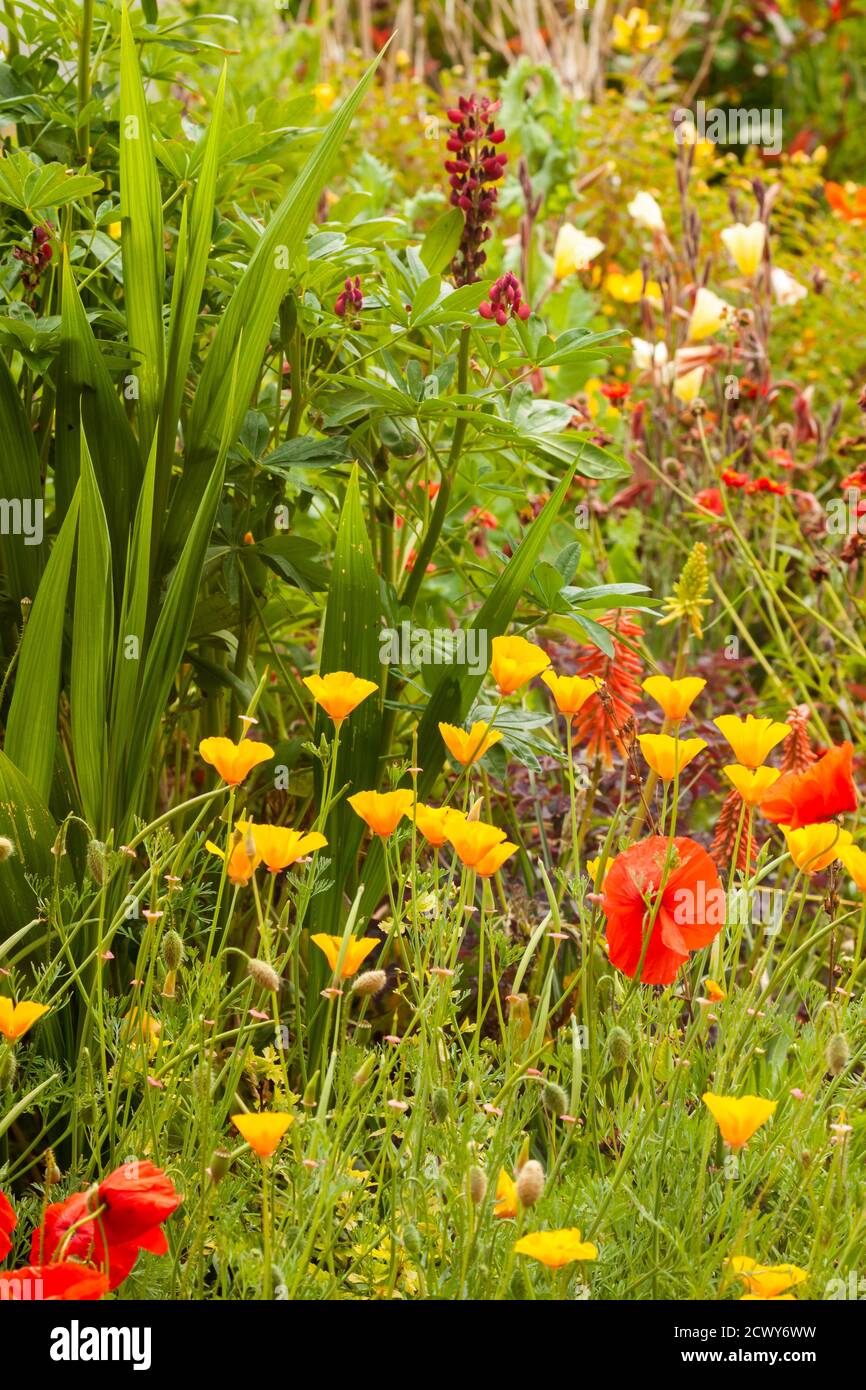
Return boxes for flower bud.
[515,1159,545,1208]
[44,1148,62,1186]
[207,1148,231,1186]
[0,836,14,862]
[403,1224,422,1255]
[467,1165,487,1205]
[353,1054,376,1088]
[0,1046,17,1090]
[302,1071,319,1108]
[826,1032,850,1076]
[607,1026,631,1068]
[86,838,107,885]
[247,957,281,992]
[352,969,387,997]
[431,1086,449,1123]
[542,1081,568,1117]
[162,929,184,972]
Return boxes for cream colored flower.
[554,224,605,279]
[627,191,665,234]
[721,221,766,277]
[771,266,808,306]
[688,287,732,341]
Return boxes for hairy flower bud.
[542,1081,568,1117]
[86,838,107,885]
[352,969,387,997]
[607,1026,631,1068]
[403,1224,422,1255]
[162,930,184,972]
[0,1046,17,1090]
[247,957,281,993]
[0,836,14,862]
[431,1086,449,1123]
[467,1165,487,1205]
[515,1159,545,1208]
[353,1054,376,1088]
[826,1032,850,1076]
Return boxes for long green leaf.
[0,749,64,944]
[119,4,165,453]
[0,353,42,604]
[5,488,80,801]
[166,48,385,557]
[70,434,113,831]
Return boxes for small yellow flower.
[238,822,327,873]
[0,997,49,1041]
[673,365,704,404]
[514,1229,599,1267]
[713,714,790,769]
[120,1007,161,1056]
[604,268,662,304]
[722,764,781,806]
[310,934,379,978]
[638,733,706,781]
[413,803,452,847]
[702,1093,777,1149]
[783,823,852,875]
[612,7,663,52]
[313,82,336,112]
[641,675,705,722]
[586,856,610,889]
[541,671,600,717]
[553,224,605,279]
[303,671,378,724]
[688,286,732,341]
[721,221,766,277]
[704,978,726,1002]
[438,720,503,765]
[494,1168,518,1219]
[232,1112,293,1158]
[840,843,866,891]
[348,789,414,838]
[490,635,550,695]
[108,220,122,239]
[199,736,275,786]
[726,1256,808,1300]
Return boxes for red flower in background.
[759,741,857,829]
[0,1261,108,1300]
[602,835,724,985]
[694,487,724,516]
[0,1186,16,1260]
[444,95,507,285]
[97,1160,181,1246]
[571,611,643,767]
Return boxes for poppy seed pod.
[826,1032,850,1076]
[352,968,387,997]
[515,1159,545,1208]
[607,1026,631,1068]
[247,957,281,992]
[207,1148,231,1187]
[542,1081,568,1117]
[467,1165,487,1205]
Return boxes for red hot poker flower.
[759,741,858,829]
[602,835,724,985]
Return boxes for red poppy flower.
[721,469,749,489]
[0,1260,108,1300]
[759,741,858,830]
[33,1192,145,1290]
[694,487,724,516]
[97,1160,181,1246]
[0,1187,15,1261]
[602,835,724,985]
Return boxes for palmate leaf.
[119,5,166,455]
[5,488,80,803]
[165,46,386,559]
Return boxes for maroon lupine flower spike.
[335,275,363,317]
[478,272,530,326]
[14,223,53,301]
[444,94,508,286]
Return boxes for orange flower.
[722,764,781,806]
[759,741,857,829]
[641,675,705,722]
[413,803,452,846]
[494,1169,518,1219]
[783,823,852,874]
[475,839,518,878]
[825,180,866,225]
[638,733,706,781]
[490,635,550,695]
[239,822,327,872]
[702,1093,777,1149]
[704,977,726,1001]
[302,671,378,723]
[205,832,260,885]
[444,814,508,868]
[310,933,379,978]
[713,715,789,769]
[726,1256,808,1300]
[513,1229,598,1268]
[438,720,503,765]
[541,671,600,717]
[199,736,274,786]
[232,1112,293,1159]
[0,997,49,1041]
[348,789,414,838]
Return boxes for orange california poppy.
[601,835,724,984]
[475,840,519,878]
[438,720,502,765]
[348,789,414,838]
[444,814,508,869]
[239,822,327,872]
[541,671,600,717]
[0,997,49,1041]
[310,933,379,978]
[726,1256,807,1300]
[232,1112,293,1158]
[206,833,260,885]
[302,671,378,723]
[494,1169,518,1219]
[199,736,274,786]
[759,741,857,829]
[824,181,866,224]
[783,822,852,874]
[413,803,452,846]
[490,635,550,695]
[513,1229,598,1267]
[703,1093,777,1149]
